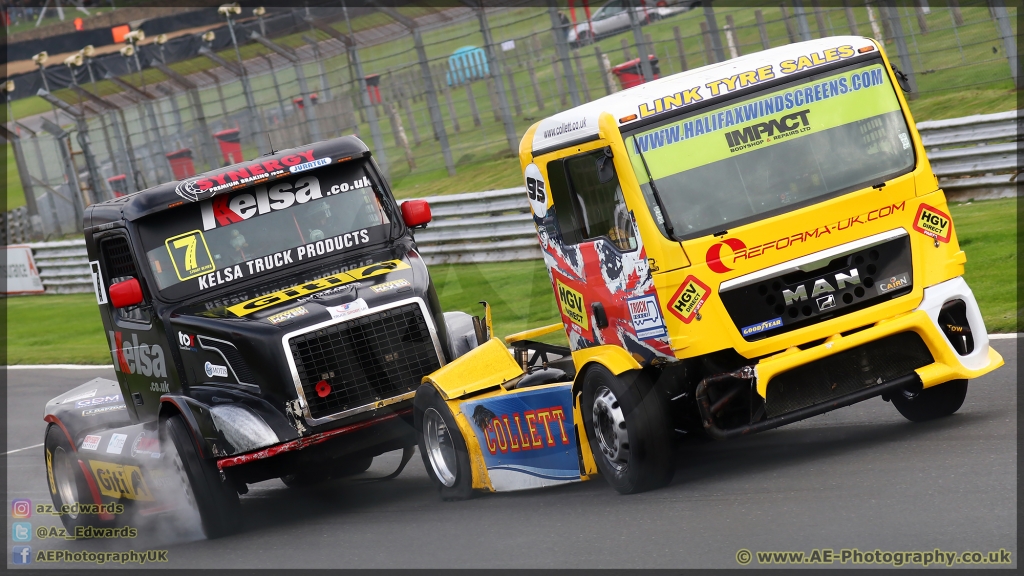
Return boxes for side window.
[548,150,637,251]
[100,235,151,324]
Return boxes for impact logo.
[724,109,810,151]
[705,238,747,273]
[109,332,167,378]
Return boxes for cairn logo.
[108,332,167,378]
[706,238,747,273]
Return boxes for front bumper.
[754,276,1003,398]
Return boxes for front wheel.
[414,384,474,500]
[581,366,674,494]
[162,414,240,538]
[891,379,968,422]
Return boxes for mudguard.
[44,378,132,449]
[422,338,523,400]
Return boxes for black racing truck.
[42,137,482,538]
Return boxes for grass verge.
[4,199,1015,364]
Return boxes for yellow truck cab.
[413,36,1003,499]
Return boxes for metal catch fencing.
[21,107,1019,294]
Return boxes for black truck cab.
[43,137,478,537]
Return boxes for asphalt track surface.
[6,339,1017,569]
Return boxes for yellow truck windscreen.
[627,62,915,240]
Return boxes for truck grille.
[764,332,932,417]
[288,303,442,421]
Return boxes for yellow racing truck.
[412,36,1004,498]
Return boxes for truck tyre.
[280,456,374,488]
[414,384,474,501]
[44,425,113,533]
[162,414,240,539]
[581,366,674,494]
[891,379,968,422]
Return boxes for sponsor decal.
[164,230,216,281]
[227,259,409,316]
[46,449,57,494]
[724,109,811,153]
[541,117,586,139]
[706,238,747,274]
[82,404,127,416]
[177,331,196,350]
[369,278,411,293]
[108,332,167,378]
[131,432,160,459]
[524,163,548,217]
[459,386,579,490]
[816,293,836,311]
[326,298,368,321]
[106,433,127,455]
[898,132,911,149]
[668,276,710,324]
[174,149,316,202]
[627,294,668,340]
[878,272,910,294]
[150,381,170,393]
[200,174,325,231]
[81,435,101,451]
[204,362,229,378]
[705,203,906,273]
[267,306,309,325]
[88,461,154,501]
[289,157,331,173]
[741,317,783,337]
[61,389,97,404]
[555,279,589,330]
[75,395,121,408]
[912,203,951,243]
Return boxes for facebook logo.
[12,522,32,541]
[12,545,32,564]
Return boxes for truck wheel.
[44,425,112,532]
[581,366,674,494]
[281,456,374,487]
[891,379,968,422]
[414,384,474,501]
[162,414,240,539]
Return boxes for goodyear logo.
[741,317,783,337]
[556,279,588,330]
[165,230,215,281]
[913,203,951,243]
[227,260,409,317]
[89,461,154,501]
[668,276,710,324]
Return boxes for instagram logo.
[11,499,31,518]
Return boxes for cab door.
[93,232,171,422]
[536,147,670,361]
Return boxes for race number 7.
[172,235,198,270]
[165,230,215,281]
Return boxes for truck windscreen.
[627,60,914,240]
[138,160,393,300]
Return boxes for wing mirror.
[401,199,432,229]
[597,147,616,183]
[109,278,143,309]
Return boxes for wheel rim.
[423,408,458,487]
[52,447,80,519]
[592,385,630,471]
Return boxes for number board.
[164,230,216,281]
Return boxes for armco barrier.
[19,111,1020,293]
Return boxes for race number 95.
[165,230,215,281]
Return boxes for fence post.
[437,63,462,132]
[792,0,813,41]
[104,76,172,182]
[780,4,798,43]
[549,1,581,107]
[401,93,421,145]
[672,27,688,71]
[572,49,592,101]
[949,0,963,26]
[752,11,769,51]
[990,1,1020,89]
[881,1,918,97]
[551,55,567,107]
[914,2,928,34]
[620,38,632,61]
[628,0,654,82]
[465,80,482,126]
[843,0,859,35]
[724,15,740,59]
[702,2,727,63]
[700,22,716,64]
[527,58,545,109]
[503,56,524,116]
[39,117,85,231]
[303,34,333,101]
[595,46,613,95]
[0,126,43,240]
[477,5,518,155]
[811,0,828,37]
[387,101,415,170]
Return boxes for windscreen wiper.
[636,148,679,241]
